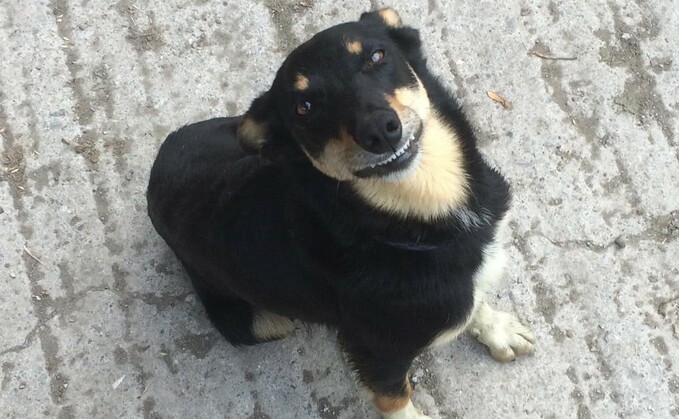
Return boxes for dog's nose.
[355,110,402,154]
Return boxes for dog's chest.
[429,233,507,348]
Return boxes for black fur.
[147,10,510,404]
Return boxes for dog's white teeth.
[396,138,412,156]
[369,136,415,169]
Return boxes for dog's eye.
[369,49,385,64]
[296,100,312,116]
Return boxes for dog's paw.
[381,400,431,419]
[468,303,535,362]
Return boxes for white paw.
[468,303,535,362]
[381,400,431,419]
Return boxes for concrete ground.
[1,0,677,418]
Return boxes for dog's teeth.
[369,136,416,169]
[394,138,411,157]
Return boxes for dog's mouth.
[353,124,422,178]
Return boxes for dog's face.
[238,9,431,181]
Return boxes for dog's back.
[147,117,340,344]
[147,117,261,248]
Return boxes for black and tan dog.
[147,8,534,418]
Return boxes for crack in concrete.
[537,210,677,254]
[22,253,70,405]
[0,323,40,357]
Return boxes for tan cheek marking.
[378,8,402,28]
[393,84,429,119]
[338,126,354,146]
[346,40,363,54]
[373,381,411,413]
[303,126,357,181]
[238,117,267,149]
[384,94,405,114]
[294,74,309,91]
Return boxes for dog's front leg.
[465,220,536,361]
[341,339,430,419]
[372,384,430,419]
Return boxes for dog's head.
[237,8,430,181]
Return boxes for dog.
[147,8,534,418]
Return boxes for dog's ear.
[360,8,423,61]
[360,7,403,28]
[237,91,274,153]
[238,91,298,162]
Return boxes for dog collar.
[374,237,442,251]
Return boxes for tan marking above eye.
[294,74,309,91]
[346,40,363,54]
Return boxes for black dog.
[147,8,534,418]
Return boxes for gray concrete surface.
[1,0,677,418]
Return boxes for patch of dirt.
[126,21,165,52]
[73,136,100,163]
[115,0,165,52]
[260,0,315,53]
[1,145,27,192]
[599,3,675,144]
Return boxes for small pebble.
[19,384,25,390]
[125,170,134,181]
[614,235,626,249]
